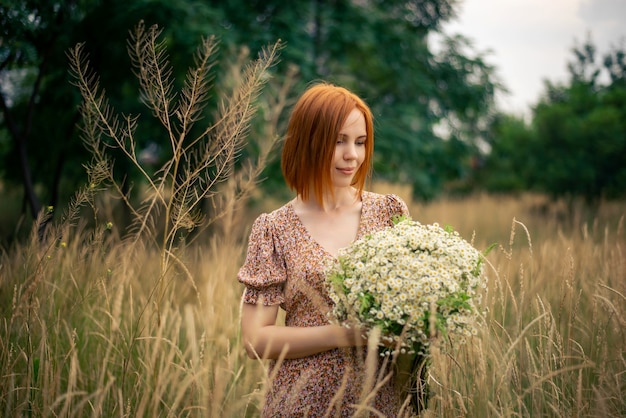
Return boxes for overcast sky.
[439,0,626,116]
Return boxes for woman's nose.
[344,143,357,159]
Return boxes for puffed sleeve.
[237,213,286,306]
[386,193,410,223]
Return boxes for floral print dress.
[238,191,410,417]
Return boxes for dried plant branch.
[128,21,177,146]
[68,42,164,249]
[177,35,219,137]
[161,41,284,251]
[68,21,286,311]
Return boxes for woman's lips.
[337,167,355,175]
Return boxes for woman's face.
[331,108,367,189]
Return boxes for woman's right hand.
[242,302,375,360]
[335,323,368,347]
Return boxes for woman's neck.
[297,187,360,213]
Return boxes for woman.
[238,82,411,417]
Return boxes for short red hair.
[281,82,374,204]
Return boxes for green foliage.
[214,0,498,201]
[0,0,231,222]
[1,0,500,232]
[392,213,410,225]
[0,0,101,219]
[481,37,626,203]
[480,113,537,192]
[533,75,626,202]
[534,41,626,202]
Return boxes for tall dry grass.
[2,190,624,416]
[403,190,626,417]
[0,219,262,416]
[1,20,280,417]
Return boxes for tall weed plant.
[2,21,284,417]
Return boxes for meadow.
[2,25,624,417]
[1,188,624,417]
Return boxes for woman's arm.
[241,302,365,360]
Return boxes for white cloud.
[439,0,625,116]
[578,0,626,46]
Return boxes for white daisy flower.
[326,217,489,356]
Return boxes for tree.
[202,0,500,200]
[480,37,626,203]
[478,113,536,193]
[0,0,227,223]
[1,0,501,240]
[0,0,100,218]
[532,38,626,202]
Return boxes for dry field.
[1,188,624,417]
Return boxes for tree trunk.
[0,87,41,218]
[16,135,41,217]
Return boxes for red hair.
[281,82,374,204]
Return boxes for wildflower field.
[1,189,624,417]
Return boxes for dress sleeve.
[237,213,286,306]
[386,193,410,222]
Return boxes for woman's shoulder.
[362,190,410,218]
[264,201,293,223]
[249,201,294,235]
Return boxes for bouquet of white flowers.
[326,216,489,356]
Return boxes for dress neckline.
[286,191,369,259]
